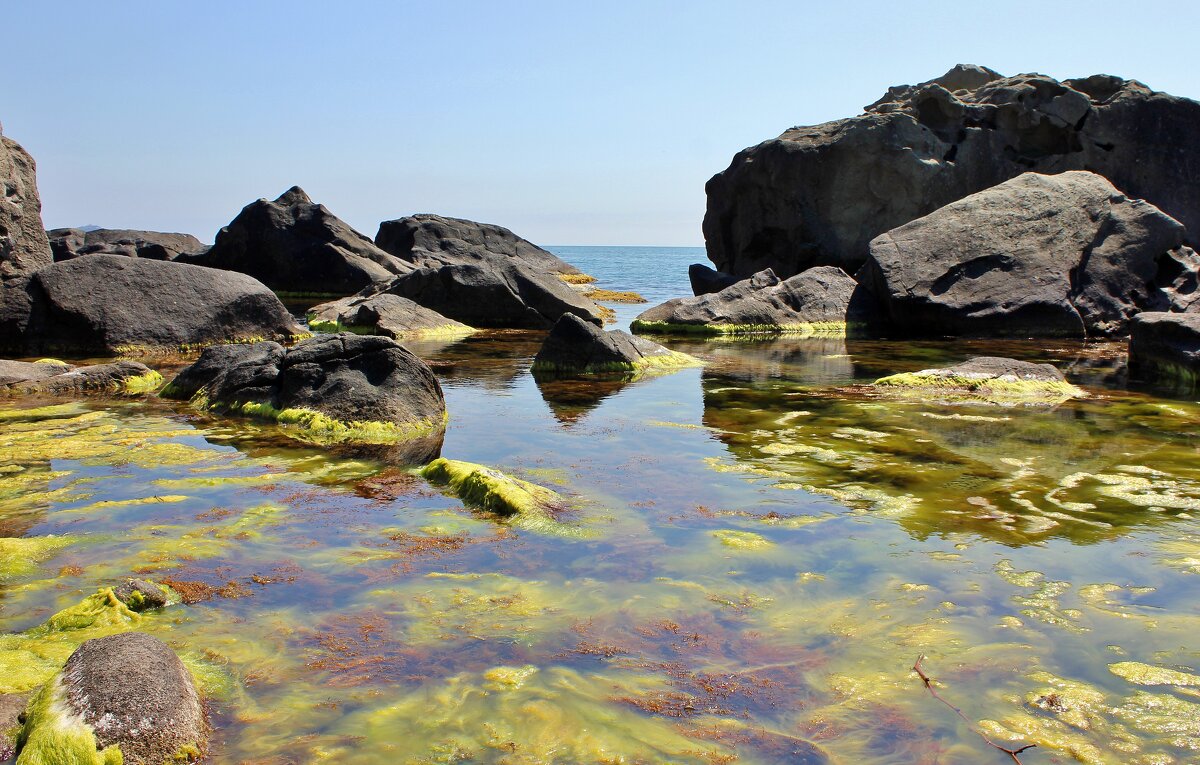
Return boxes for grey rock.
[375,214,581,275]
[858,171,1200,338]
[688,263,738,296]
[48,228,209,262]
[0,131,52,282]
[705,65,1200,278]
[0,360,158,395]
[0,359,72,386]
[20,255,302,354]
[307,293,472,339]
[112,579,170,611]
[532,312,695,376]
[1128,311,1200,391]
[633,266,875,334]
[0,693,28,761]
[193,186,411,295]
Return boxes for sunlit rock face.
[704,64,1200,278]
[0,129,53,345]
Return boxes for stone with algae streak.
[532,312,700,377]
[874,356,1085,405]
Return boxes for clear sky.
[5,1,1198,246]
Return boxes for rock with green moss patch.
[15,632,206,765]
[306,293,473,340]
[874,356,1085,405]
[163,334,446,461]
[111,580,171,612]
[1,361,162,397]
[421,458,580,536]
[532,313,699,377]
[632,266,876,336]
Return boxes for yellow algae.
[1109,662,1200,687]
[1114,691,1200,749]
[65,495,190,514]
[712,529,773,551]
[978,713,1106,764]
[482,664,539,690]
[14,674,124,765]
[0,536,76,582]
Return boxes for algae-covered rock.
[420,458,576,534]
[0,361,162,396]
[532,312,699,377]
[112,579,172,612]
[163,334,446,461]
[306,293,473,340]
[15,632,206,765]
[874,357,1085,405]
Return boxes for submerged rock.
[874,356,1085,405]
[1128,312,1200,391]
[419,458,581,536]
[532,312,699,377]
[193,186,411,296]
[48,228,209,262]
[18,255,303,355]
[859,171,1200,338]
[704,65,1200,278]
[362,259,609,329]
[0,360,162,396]
[15,632,206,765]
[306,293,473,339]
[163,333,446,461]
[632,266,874,336]
[375,214,583,276]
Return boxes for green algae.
[631,319,852,337]
[711,529,774,551]
[229,401,447,447]
[1109,662,1200,687]
[14,676,124,765]
[306,315,475,340]
[120,370,163,395]
[0,537,76,583]
[874,370,1086,405]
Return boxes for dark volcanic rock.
[633,266,874,335]
[1,129,53,346]
[164,334,447,462]
[688,263,738,296]
[1128,312,1200,390]
[365,260,608,329]
[375,214,581,275]
[705,65,1200,278]
[532,312,697,376]
[0,360,160,395]
[859,171,1200,338]
[194,186,411,295]
[307,293,472,339]
[21,255,302,354]
[49,228,209,262]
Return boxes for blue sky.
[5,1,1198,246]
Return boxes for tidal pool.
[1,332,1198,764]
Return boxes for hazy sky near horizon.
[6,1,1199,246]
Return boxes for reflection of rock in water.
[418,331,541,391]
[534,375,636,425]
[673,335,853,384]
[700,369,1200,546]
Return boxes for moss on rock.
[14,677,123,765]
[229,401,447,446]
[630,319,851,337]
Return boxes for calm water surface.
[1,247,1198,764]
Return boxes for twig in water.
[912,654,1036,764]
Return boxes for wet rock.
[375,214,583,276]
[532,312,698,376]
[112,579,170,611]
[0,359,72,386]
[858,171,1200,338]
[20,254,303,354]
[307,293,473,339]
[1128,312,1200,391]
[362,260,608,329]
[15,632,206,764]
[192,186,412,296]
[633,266,874,336]
[705,65,1200,278]
[163,333,446,461]
[688,263,738,296]
[48,228,209,262]
[873,356,1086,405]
[0,360,162,396]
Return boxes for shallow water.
[2,253,1199,764]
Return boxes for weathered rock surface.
[0,359,71,386]
[858,171,1200,338]
[307,293,472,339]
[532,312,698,376]
[112,579,171,611]
[17,255,302,354]
[164,333,446,461]
[1,129,53,347]
[0,360,161,395]
[874,356,1085,405]
[633,266,874,335]
[1128,312,1200,390]
[375,214,581,275]
[15,632,206,764]
[48,228,209,262]
[364,260,608,329]
[688,263,738,296]
[193,187,411,295]
[705,65,1200,278]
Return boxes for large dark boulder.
[705,65,1200,278]
[19,254,303,354]
[633,266,875,335]
[1128,312,1200,391]
[15,632,206,764]
[375,214,582,276]
[858,171,1200,338]
[364,260,609,329]
[307,293,472,339]
[1,129,53,345]
[688,263,738,296]
[193,186,411,295]
[163,333,446,462]
[532,312,698,376]
[48,228,209,262]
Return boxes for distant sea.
[546,245,703,326]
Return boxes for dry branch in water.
[912,655,1036,764]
